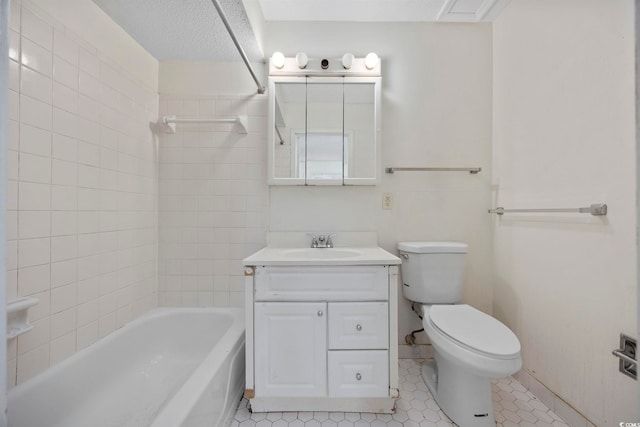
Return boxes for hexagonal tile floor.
[232,359,569,427]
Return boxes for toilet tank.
[397,242,468,304]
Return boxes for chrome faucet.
[307,233,337,248]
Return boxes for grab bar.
[488,203,607,216]
[385,167,481,174]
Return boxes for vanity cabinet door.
[254,302,327,397]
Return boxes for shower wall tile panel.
[157,95,268,308]
[6,0,158,387]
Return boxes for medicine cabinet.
[268,76,381,185]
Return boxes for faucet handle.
[326,233,337,248]
[306,233,318,248]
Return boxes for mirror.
[268,76,380,185]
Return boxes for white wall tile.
[76,299,98,327]
[51,235,77,262]
[51,133,77,162]
[78,47,100,77]
[18,318,50,356]
[78,71,101,100]
[16,344,49,384]
[9,0,158,387]
[76,321,98,351]
[51,185,77,211]
[18,182,51,210]
[52,56,78,90]
[78,141,99,167]
[6,240,18,271]
[21,8,53,51]
[9,27,20,61]
[20,94,52,131]
[49,331,76,366]
[20,124,51,157]
[77,117,101,146]
[51,159,77,186]
[21,37,52,77]
[51,283,77,314]
[18,238,50,268]
[6,270,18,302]
[7,211,18,240]
[50,212,76,238]
[98,312,116,338]
[8,90,19,121]
[50,259,76,288]
[53,29,78,66]
[20,66,51,104]
[19,153,51,184]
[18,211,51,239]
[50,308,76,339]
[52,81,78,114]
[52,107,78,138]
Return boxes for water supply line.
[405,303,425,345]
[209,0,266,94]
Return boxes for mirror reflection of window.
[294,133,348,180]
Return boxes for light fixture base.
[269,56,381,77]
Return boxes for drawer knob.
[356,324,362,331]
[356,373,362,381]
[317,310,323,317]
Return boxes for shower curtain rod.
[210,0,266,94]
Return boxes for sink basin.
[242,246,402,266]
[282,248,361,259]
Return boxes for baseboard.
[513,369,595,427]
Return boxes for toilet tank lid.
[397,241,468,254]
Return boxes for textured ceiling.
[93,0,510,61]
[92,0,264,61]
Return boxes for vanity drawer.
[328,350,389,397]
[328,302,388,350]
[254,266,389,301]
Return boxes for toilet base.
[421,356,496,427]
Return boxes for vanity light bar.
[269,55,381,77]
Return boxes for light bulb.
[342,53,354,69]
[365,52,379,70]
[271,51,285,69]
[296,52,308,69]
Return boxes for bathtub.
[8,308,245,427]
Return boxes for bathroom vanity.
[242,246,401,413]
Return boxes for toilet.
[397,241,522,427]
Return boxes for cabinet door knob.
[317,310,323,317]
[356,324,362,331]
[356,373,362,381]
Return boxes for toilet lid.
[429,304,521,358]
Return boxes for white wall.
[6,0,159,386]
[492,0,637,424]
[265,22,494,347]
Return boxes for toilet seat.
[428,304,520,359]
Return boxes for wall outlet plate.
[382,193,393,210]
